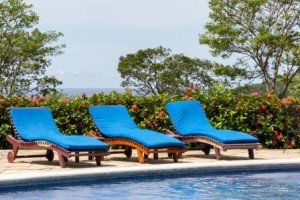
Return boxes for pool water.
[1,171,300,200]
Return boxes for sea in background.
[58,88,126,97]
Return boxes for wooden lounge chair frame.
[165,130,262,160]
[6,121,109,168]
[87,131,186,164]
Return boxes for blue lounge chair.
[166,100,262,159]
[6,107,109,168]
[89,105,186,163]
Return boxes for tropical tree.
[118,46,247,95]
[200,0,300,97]
[0,0,64,96]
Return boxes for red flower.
[273,131,282,141]
[30,97,42,105]
[281,97,291,106]
[131,104,138,111]
[258,104,267,113]
[0,99,5,104]
[251,129,257,135]
[251,92,260,97]
[184,86,194,94]
[266,92,273,99]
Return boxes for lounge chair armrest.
[85,132,106,141]
[165,130,180,138]
[6,134,17,143]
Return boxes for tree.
[0,0,64,96]
[118,46,246,95]
[200,0,300,97]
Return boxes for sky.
[25,0,212,88]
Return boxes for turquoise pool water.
[1,171,299,200]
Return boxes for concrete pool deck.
[1,149,300,186]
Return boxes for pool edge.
[1,158,300,190]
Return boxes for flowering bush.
[0,87,299,149]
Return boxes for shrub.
[0,88,299,149]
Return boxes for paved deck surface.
[1,149,299,182]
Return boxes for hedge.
[0,86,299,149]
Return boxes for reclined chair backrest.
[166,100,215,135]
[10,107,61,141]
[89,105,139,137]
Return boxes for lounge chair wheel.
[202,146,210,155]
[88,151,94,160]
[7,151,15,163]
[46,149,54,161]
[124,147,132,158]
[88,156,94,160]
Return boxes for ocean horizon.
[58,88,126,97]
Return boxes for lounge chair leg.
[95,156,101,166]
[248,149,254,159]
[214,147,221,160]
[75,152,79,163]
[153,149,158,160]
[58,153,66,168]
[124,146,132,158]
[46,149,54,161]
[7,146,19,163]
[202,145,211,155]
[137,150,145,164]
[173,153,178,163]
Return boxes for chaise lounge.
[165,100,262,159]
[6,107,109,168]
[89,105,186,163]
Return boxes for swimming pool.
[1,170,299,200]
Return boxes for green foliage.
[200,0,300,97]
[289,74,300,97]
[0,90,299,149]
[0,0,64,96]
[118,46,246,95]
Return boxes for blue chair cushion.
[89,105,185,149]
[166,100,259,144]
[10,107,108,151]
[42,134,108,151]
